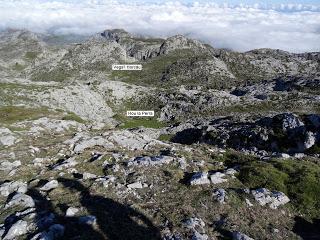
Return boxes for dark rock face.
[171,128,203,145]
[230,89,247,96]
[274,77,320,92]
[171,113,320,154]
[100,29,132,43]
[293,216,320,240]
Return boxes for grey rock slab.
[106,130,166,150]
[73,136,114,153]
[37,84,114,124]
[5,193,35,209]
[82,172,97,180]
[127,182,144,189]
[24,117,85,134]
[52,157,77,171]
[0,224,5,239]
[232,231,254,240]
[40,180,59,191]
[127,155,174,167]
[0,128,16,147]
[251,188,290,209]
[3,220,28,240]
[0,160,21,171]
[0,181,27,197]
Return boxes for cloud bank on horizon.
[0,0,320,53]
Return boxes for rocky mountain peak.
[0,28,40,43]
[100,28,132,43]
[159,34,208,55]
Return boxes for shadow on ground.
[27,178,161,240]
[293,216,320,240]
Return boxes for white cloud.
[0,0,319,53]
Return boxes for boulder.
[210,172,228,184]
[182,217,205,230]
[213,188,227,203]
[303,131,316,149]
[245,198,253,207]
[158,105,175,122]
[274,153,291,159]
[66,207,79,217]
[190,172,210,185]
[276,113,304,132]
[225,168,238,176]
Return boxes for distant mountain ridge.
[0,28,319,88]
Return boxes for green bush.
[238,161,289,193]
[236,157,320,218]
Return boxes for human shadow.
[26,178,161,240]
[57,177,161,240]
[27,183,104,240]
[293,216,320,240]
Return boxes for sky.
[0,0,319,53]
